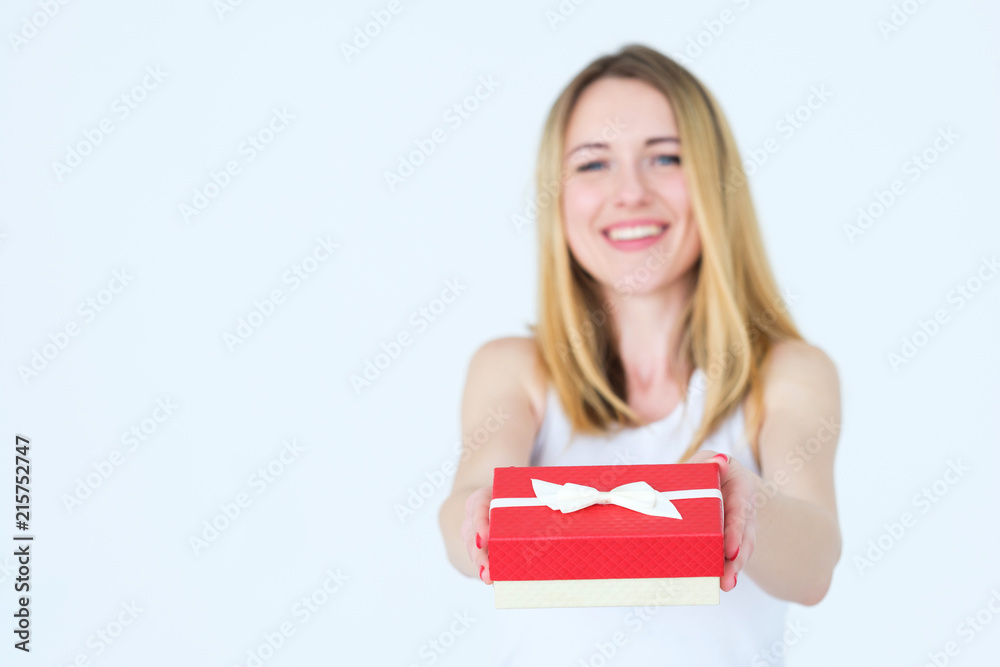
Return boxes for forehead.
[565,77,677,142]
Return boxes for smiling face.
[561,76,702,298]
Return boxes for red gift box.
[488,463,724,608]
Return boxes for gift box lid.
[488,463,723,581]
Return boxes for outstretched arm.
[689,340,842,605]
[438,337,543,582]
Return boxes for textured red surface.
[488,463,723,581]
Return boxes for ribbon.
[489,478,722,520]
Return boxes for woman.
[438,43,842,665]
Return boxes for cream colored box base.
[494,576,720,609]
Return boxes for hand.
[461,485,493,585]
[685,450,756,592]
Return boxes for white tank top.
[492,367,791,666]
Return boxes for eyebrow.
[565,136,680,159]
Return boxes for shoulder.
[760,339,840,404]
[453,336,551,486]
[755,339,842,465]
[468,336,549,425]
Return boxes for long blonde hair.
[526,43,802,466]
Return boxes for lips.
[601,219,670,252]
[602,224,668,242]
[601,219,669,237]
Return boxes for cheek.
[561,195,604,269]
[562,179,605,224]
[561,185,600,247]
[652,172,689,206]
[677,220,702,264]
[562,218,591,265]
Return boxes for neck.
[601,269,696,394]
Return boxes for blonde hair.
[526,43,802,466]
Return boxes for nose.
[612,160,651,207]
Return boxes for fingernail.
[476,533,481,549]
[731,546,740,561]
[734,572,738,586]
[479,564,485,581]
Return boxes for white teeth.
[606,224,666,241]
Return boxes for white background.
[1,0,999,665]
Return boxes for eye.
[654,154,681,166]
[577,161,606,172]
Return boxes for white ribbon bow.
[488,478,722,520]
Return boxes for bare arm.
[438,337,545,580]
[743,340,842,604]
[687,340,842,605]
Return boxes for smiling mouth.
[602,224,668,242]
